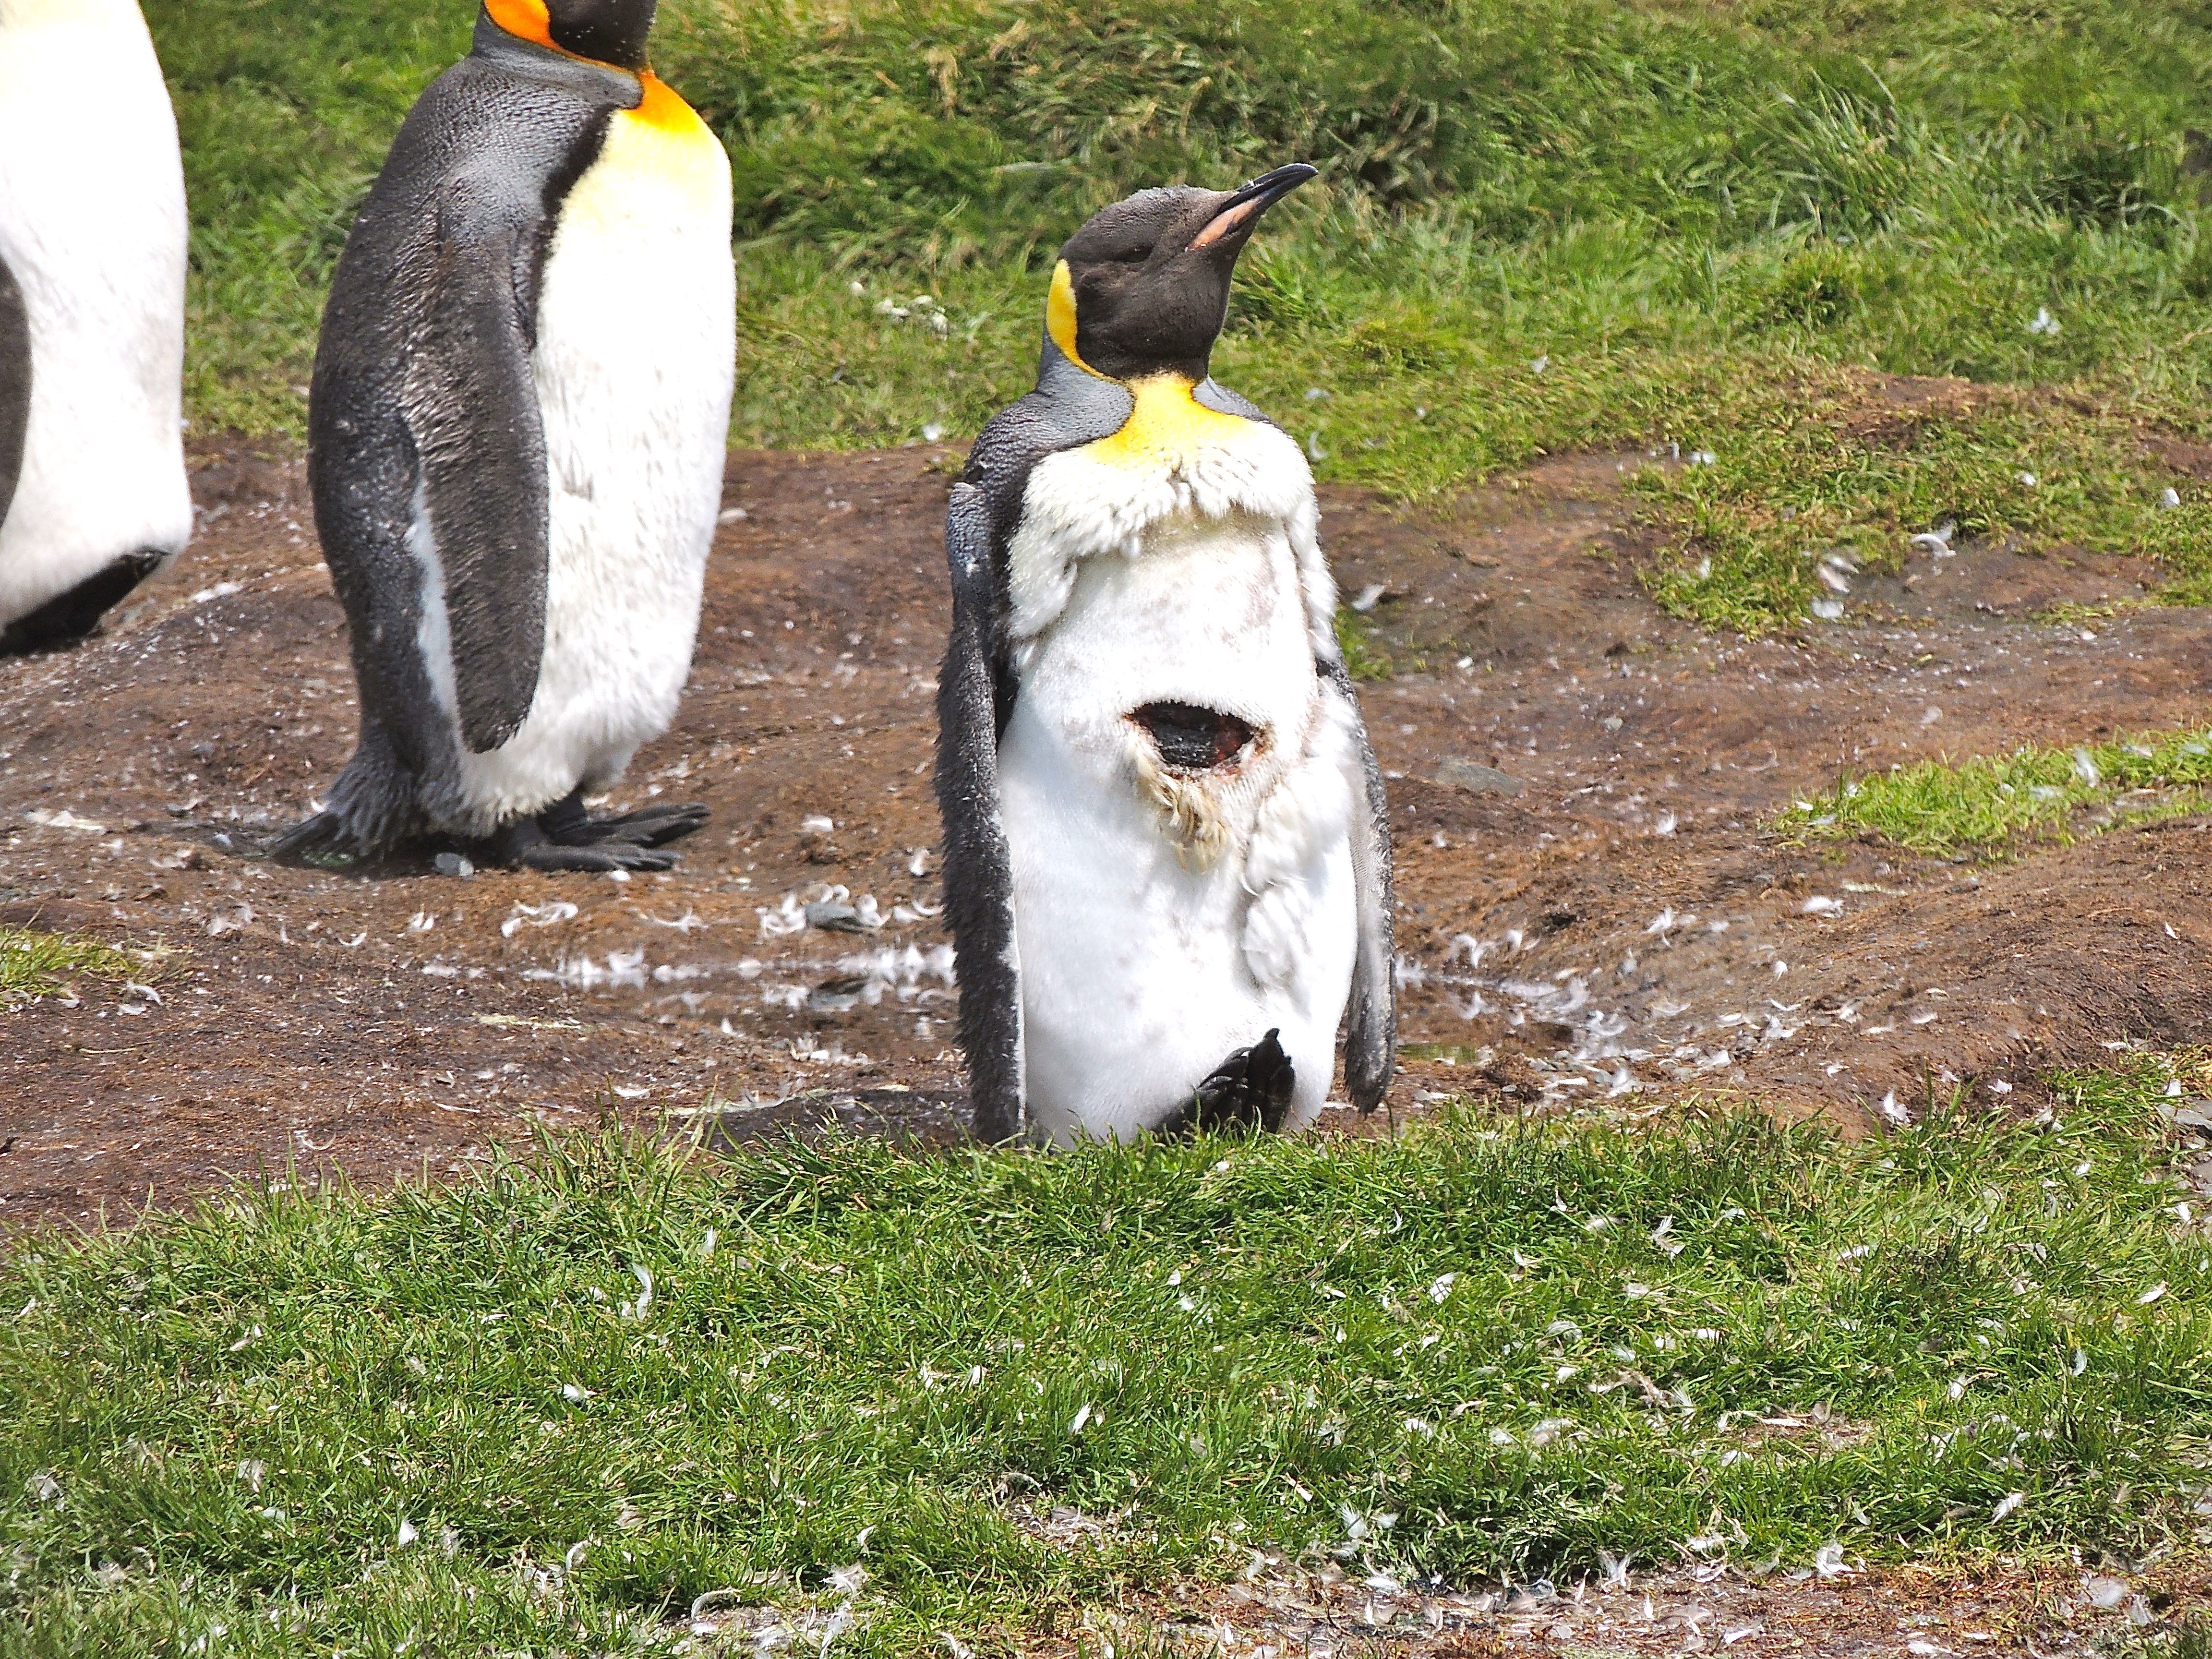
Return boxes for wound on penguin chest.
[1130,701,1258,773]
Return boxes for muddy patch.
[4,436,2212,1227]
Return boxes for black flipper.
[936,481,1024,1142]
[1156,1029,1297,1136]
[406,178,551,754]
[0,246,26,533]
[1323,657,1397,1112]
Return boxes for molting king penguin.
[934,166,1396,1145]
[278,0,734,872]
[0,0,192,656]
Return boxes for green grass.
[1334,605,1397,682]
[0,929,143,1009]
[150,0,2212,634]
[6,1064,2212,1653]
[1774,724,2212,856]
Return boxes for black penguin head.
[1047,164,1317,383]
[483,0,657,69]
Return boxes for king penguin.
[935,166,1396,1145]
[0,0,192,656]
[277,0,734,872]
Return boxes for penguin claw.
[1155,1028,1296,1137]
[514,839,678,874]
[532,791,708,849]
[591,801,709,847]
[268,810,352,866]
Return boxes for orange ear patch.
[483,0,554,48]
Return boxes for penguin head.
[483,0,657,69]
[1047,164,1317,383]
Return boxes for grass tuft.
[1333,606,1396,682]
[3,1066,2210,1650]
[1772,726,2212,857]
[0,928,142,1009]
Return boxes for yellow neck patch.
[1086,373,1252,469]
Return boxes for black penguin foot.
[269,810,350,866]
[0,549,165,656]
[499,789,708,873]
[514,838,679,873]
[535,788,709,849]
[1156,1029,1297,1137]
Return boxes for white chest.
[533,90,736,459]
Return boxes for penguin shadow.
[688,1085,971,1154]
[174,819,462,881]
[681,1038,1299,1156]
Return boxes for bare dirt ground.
[4,412,2212,1233]
[1067,1553,2211,1658]
[667,1550,2209,1658]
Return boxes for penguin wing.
[401,174,553,754]
[1325,657,1397,1111]
[935,480,1025,1142]
[934,359,1134,1142]
[0,249,26,529]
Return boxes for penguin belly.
[0,0,191,626]
[999,511,1360,1145]
[419,82,735,828]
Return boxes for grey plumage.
[0,248,24,531]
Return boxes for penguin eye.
[1111,244,1152,265]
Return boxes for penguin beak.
[1188,163,1319,252]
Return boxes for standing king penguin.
[936,166,1395,1144]
[0,0,192,655]
[279,0,733,871]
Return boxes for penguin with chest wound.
[0,0,193,657]
[936,166,1396,1146]
[276,0,735,873]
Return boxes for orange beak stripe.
[1189,196,1265,251]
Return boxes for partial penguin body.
[937,171,1395,1145]
[294,1,732,869]
[999,382,1361,1142]
[0,0,192,653]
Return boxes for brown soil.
[1031,1553,2212,1658]
[672,1551,2211,1658]
[4,426,2212,1230]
